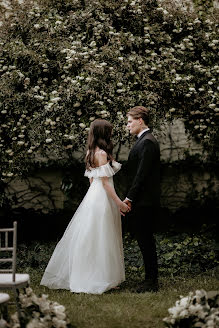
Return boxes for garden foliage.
[17,230,218,277]
[124,231,218,278]
[0,0,218,180]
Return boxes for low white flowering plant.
[7,287,74,328]
[163,289,219,328]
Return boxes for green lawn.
[11,268,218,328]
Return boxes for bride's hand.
[119,202,130,216]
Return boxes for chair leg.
[13,288,25,328]
[1,303,9,322]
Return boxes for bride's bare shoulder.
[94,149,107,165]
[95,149,106,155]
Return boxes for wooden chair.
[0,221,30,323]
[0,292,10,322]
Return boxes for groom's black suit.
[125,130,160,286]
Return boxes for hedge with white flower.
[0,0,218,180]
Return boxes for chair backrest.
[0,221,17,282]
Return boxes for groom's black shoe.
[136,279,159,293]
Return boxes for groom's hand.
[123,199,132,211]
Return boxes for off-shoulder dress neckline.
[90,161,111,170]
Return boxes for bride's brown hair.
[86,119,113,169]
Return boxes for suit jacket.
[126,130,160,209]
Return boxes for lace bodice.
[84,160,121,179]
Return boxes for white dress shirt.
[137,128,150,138]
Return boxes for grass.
[8,268,219,328]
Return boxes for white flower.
[79,123,86,128]
[209,104,216,108]
[100,62,107,66]
[90,41,96,47]
[46,138,52,143]
[34,95,44,100]
[179,309,189,318]
[74,102,81,108]
[51,90,58,95]
[53,305,66,314]
[26,318,43,328]
[51,97,61,102]
[52,317,66,328]
[34,24,40,29]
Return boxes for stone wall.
[1,119,218,238]
[4,168,67,214]
[2,119,218,213]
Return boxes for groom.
[124,106,160,292]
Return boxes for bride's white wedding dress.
[40,161,125,294]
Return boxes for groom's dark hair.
[127,106,150,125]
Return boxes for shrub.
[123,230,218,277]
[156,232,218,275]
[0,0,218,180]
[16,229,218,278]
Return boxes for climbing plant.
[0,0,218,180]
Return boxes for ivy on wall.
[0,0,218,180]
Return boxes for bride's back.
[92,149,108,168]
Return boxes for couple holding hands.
[41,106,160,294]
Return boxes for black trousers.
[125,206,159,282]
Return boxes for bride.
[40,119,130,294]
